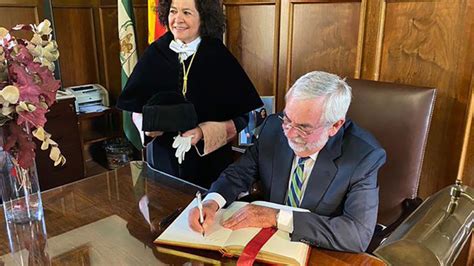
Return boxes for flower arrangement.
[0,19,65,172]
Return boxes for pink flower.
[0,20,65,169]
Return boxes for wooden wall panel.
[0,0,42,41]
[53,7,100,87]
[377,1,474,198]
[98,6,120,104]
[290,2,361,83]
[98,4,147,105]
[225,4,277,97]
[278,0,363,110]
[133,6,148,57]
[0,7,38,35]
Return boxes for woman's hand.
[182,127,203,145]
[145,131,164,138]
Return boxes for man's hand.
[222,205,278,230]
[188,200,219,235]
[182,127,203,145]
[145,131,164,138]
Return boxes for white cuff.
[277,209,294,233]
[203,192,226,210]
[132,112,145,146]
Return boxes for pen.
[196,191,205,237]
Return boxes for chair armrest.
[367,197,423,253]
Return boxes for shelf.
[82,131,122,145]
[78,108,120,120]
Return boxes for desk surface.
[0,162,385,265]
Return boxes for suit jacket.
[209,114,386,252]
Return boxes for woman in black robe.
[117,0,262,188]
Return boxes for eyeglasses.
[278,112,326,137]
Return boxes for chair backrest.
[346,79,436,226]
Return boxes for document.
[155,199,310,266]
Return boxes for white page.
[157,199,232,247]
[223,201,310,265]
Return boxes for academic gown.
[117,31,262,188]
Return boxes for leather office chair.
[346,79,436,252]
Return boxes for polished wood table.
[0,162,385,265]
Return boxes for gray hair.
[285,71,352,125]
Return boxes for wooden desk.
[0,162,385,265]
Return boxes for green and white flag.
[118,0,142,150]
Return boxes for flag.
[148,0,167,44]
[118,0,142,150]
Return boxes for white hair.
[285,71,352,124]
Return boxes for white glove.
[172,134,193,164]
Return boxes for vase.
[0,128,43,224]
[5,218,50,265]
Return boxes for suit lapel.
[300,148,338,209]
[300,125,345,209]
[269,132,294,204]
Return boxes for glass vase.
[4,218,50,265]
[0,129,43,224]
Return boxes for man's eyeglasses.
[278,113,326,137]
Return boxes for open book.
[155,199,311,266]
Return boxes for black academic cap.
[142,91,198,132]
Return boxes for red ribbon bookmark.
[236,227,278,266]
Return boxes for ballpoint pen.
[196,191,205,237]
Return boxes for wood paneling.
[0,1,40,41]
[133,6,149,57]
[290,2,362,83]
[98,6,120,104]
[53,7,100,87]
[225,3,277,97]
[0,7,38,31]
[278,0,363,110]
[98,4,148,105]
[377,1,474,198]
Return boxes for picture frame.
[238,96,275,146]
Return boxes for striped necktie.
[287,157,310,207]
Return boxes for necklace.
[181,52,197,97]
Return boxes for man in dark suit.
[189,71,386,252]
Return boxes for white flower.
[35,20,52,36]
[30,33,43,45]
[44,41,59,60]
[0,47,6,82]
[0,27,9,42]
[16,101,36,112]
[0,85,20,104]
[27,39,59,71]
